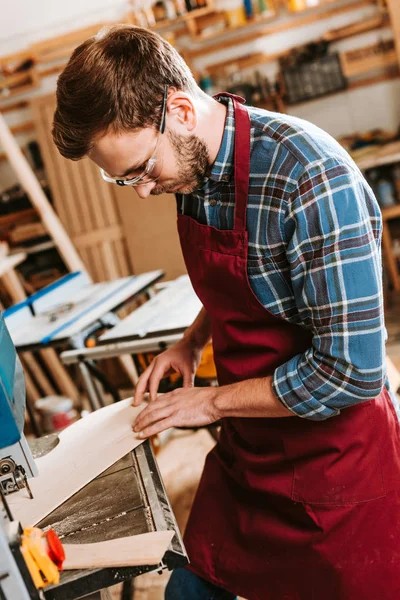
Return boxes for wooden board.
[62,530,174,569]
[8,398,145,527]
[30,94,132,282]
[341,40,398,78]
[115,187,186,281]
[387,0,400,68]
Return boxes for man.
[53,24,400,600]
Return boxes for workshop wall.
[1,1,399,145]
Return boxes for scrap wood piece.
[8,398,145,527]
[63,530,174,570]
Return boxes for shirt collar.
[208,95,235,183]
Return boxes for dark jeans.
[165,568,238,600]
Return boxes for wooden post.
[387,0,400,68]
[0,112,88,276]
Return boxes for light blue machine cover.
[0,313,25,447]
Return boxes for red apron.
[177,95,400,600]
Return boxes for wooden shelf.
[354,139,400,171]
[150,4,215,31]
[190,9,277,43]
[187,0,377,59]
[381,205,400,222]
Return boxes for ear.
[166,90,197,132]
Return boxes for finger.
[133,403,173,433]
[133,395,173,430]
[136,417,175,439]
[182,367,195,388]
[133,362,155,406]
[148,362,172,402]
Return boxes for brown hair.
[52,24,198,160]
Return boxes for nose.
[134,181,156,199]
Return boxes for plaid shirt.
[178,96,388,421]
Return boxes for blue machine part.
[0,313,25,448]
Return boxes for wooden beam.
[21,354,56,397]
[40,348,80,402]
[0,100,29,114]
[386,0,400,67]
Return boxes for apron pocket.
[283,400,387,505]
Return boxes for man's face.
[90,125,210,198]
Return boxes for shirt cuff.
[272,354,340,421]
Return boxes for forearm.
[183,307,212,349]
[214,376,294,419]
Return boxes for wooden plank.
[30,97,74,233]
[9,121,35,136]
[39,348,79,402]
[341,40,398,78]
[73,225,124,249]
[0,50,33,70]
[69,159,95,235]
[8,398,146,527]
[23,367,42,404]
[114,239,131,276]
[208,50,284,77]
[1,269,27,303]
[0,100,29,114]
[21,353,56,397]
[101,241,120,280]
[323,14,388,42]
[0,69,36,93]
[9,221,47,244]
[83,161,109,230]
[42,100,82,237]
[0,253,26,278]
[62,531,174,569]
[39,63,68,78]
[387,0,400,68]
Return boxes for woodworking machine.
[0,311,44,599]
[0,313,37,498]
[0,312,187,599]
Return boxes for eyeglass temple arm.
[160,85,168,134]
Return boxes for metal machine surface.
[0,310,187,599]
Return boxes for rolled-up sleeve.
[272,157,386,420]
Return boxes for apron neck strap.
[214,93,251,233]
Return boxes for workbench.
[28,435,187,600]
[61,275,202,369]
[4,270,164,410]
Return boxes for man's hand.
[133,338,204,406]
[133,376,294,439]
[133,386,220,438]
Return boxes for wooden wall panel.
[30,94,132,281]
[114,186,187,281]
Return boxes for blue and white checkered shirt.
[178,96,387,421]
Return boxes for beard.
[151,130,209,195]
